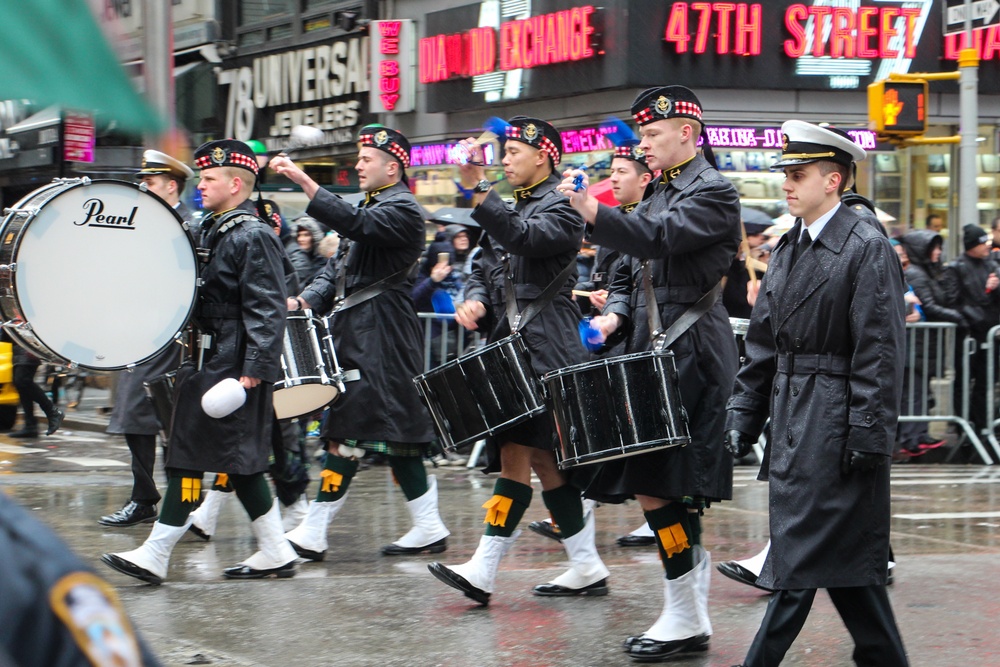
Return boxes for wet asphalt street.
[2,399,1000,667]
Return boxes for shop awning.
[0,0,164,133]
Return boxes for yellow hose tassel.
[482,495,514,527]
[657,523,690,558]
[181,477,202,503]
[321,469,343,493]
[213,473,229,489]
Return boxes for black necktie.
[791,232,811,267]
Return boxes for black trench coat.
[726,205,905,590]
[583,154,741,503]
[167,205,287,474]
[300,183,433,444]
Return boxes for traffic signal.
[868,80,928,136]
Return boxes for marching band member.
[102,139,296,583]
[427,116,609,605]
[269,126,450,560]
[559,87,741,661]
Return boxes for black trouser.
[125,433,160,505]
[13,362,55,431]
[744,586,908,667]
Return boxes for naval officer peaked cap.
[135,149,194,180]
[771,120,866,170]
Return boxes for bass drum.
[0,179,198,370]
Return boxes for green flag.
[0,0,165,133]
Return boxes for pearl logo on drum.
[74,198,138,229]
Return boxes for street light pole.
[143,0,174,145]
[958,0,980,237]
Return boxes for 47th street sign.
[945,0,1000,35]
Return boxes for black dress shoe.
[628,634,710,662]
[100,553,163,585]
[617,534,656,547]
[46,409,65,435]
[427,562,490,605]
[287,539,325,561]
[381,537,447,556]
[99,501,158,527]
[222,561,296,579]
[187,524,211,541]
[716,561,773,591]
[528,520,563,542]
[9,428,39,438]
[532,578,608,597]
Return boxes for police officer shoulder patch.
[49,572,144,667]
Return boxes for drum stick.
[572,290,593,297]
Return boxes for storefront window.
[240,0,295,25]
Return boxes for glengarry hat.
[194,139,259,176]
[631,86,704,126]
[358,125,411,169]
[504,116,563,166]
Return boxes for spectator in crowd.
[412,224,476,368]
[317,231,340,259]
[927,213,944,233]
[291,216,329,286]
[899,230,965,453]
[10,343,64,439]
[946,225,1000,437]
[891,239,945,459]
[723,213,770,319]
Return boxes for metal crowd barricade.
[900,322,994,464]
[983,324,1000,462]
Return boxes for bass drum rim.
[0,179,198,371]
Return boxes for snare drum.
[273,312,344,420]
[413,333,547,451]
[0,179,198,370]
[143,371,177,442]
[544,349,690,469]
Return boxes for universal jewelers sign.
[216,35,372,152]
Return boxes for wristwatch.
[473,179,492,193]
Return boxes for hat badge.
[633,146,645,159]
[211,147,227,165]
[374,130,389,146]
[781,134,789,151]
[264,203,273,216]
[523,123,539,142]
[655,96,672,117]
[141,158,148,169]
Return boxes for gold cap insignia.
[655,96,672,116]
[374,130,389,146]
[265,203,273,216]
[211,147,226,164]
[634,146,645,158]
[523,123,538,141]
[141,158,148,168]
[782,134,789,151]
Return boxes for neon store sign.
[419,5,598,83]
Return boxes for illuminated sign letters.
[419,5,599,84]
[371,19,415,113]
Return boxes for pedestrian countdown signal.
[867,80,927,136]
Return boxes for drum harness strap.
[332,254,420,314]
[191,211,260,369]
[502,255,577,333]
[642,260,723,352]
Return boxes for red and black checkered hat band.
[360,133,410,169]
[633,102,702,125]
[194,150,259,175]
[504,125,561,165]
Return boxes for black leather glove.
[840,449,886,476]
[724,429,754,458]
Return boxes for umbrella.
[430,207,480,227]
[740,206,773,227]
[0,0,164,133]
